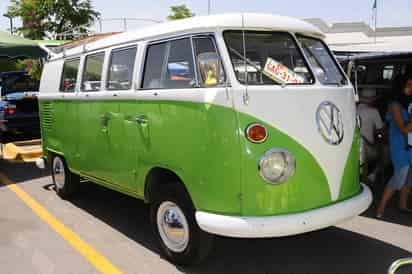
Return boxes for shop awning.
[0,31,46,59]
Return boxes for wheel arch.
[144,166,195,208]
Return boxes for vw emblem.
[316,101,344,145]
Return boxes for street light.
[3,13,14,35]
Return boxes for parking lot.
[0,159,410,274]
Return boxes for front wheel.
[150,184,214,265]
[51,155,80,199]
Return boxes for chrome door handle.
[135,116,148,124]
[100,114,110,127]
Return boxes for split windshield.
[296,35,347,85]
[223,30,346,86]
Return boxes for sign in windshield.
[263,57,305,84]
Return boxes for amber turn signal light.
[246,123,267,143]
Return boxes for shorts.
[388,165,412,190]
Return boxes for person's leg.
[367,144,379,182]
[377,185,396,217]
[399,166,412,210]
[399,186,411,210]
[377,166,408,217]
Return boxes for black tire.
[51,155,80,199]
[150,183,214,265]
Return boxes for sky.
[1,0,412,33]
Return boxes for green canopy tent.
[0,31,46,59]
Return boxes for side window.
[107,46,137,90]
[81,52,105,92]
[165,38,195,88]
[193,36,225,87]
[60,58,80,92]
[142,43,167,89]
[142,38,195,89]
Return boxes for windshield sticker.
[263,57,304,84]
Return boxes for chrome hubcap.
[52,157,65,189]
[157,201,189,252]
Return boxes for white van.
[38,13,372,265]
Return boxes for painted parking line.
[0,172,123,274]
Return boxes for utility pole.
[374,5,377,43]
[208,0,211,15]
[3,13,13,34]
[123,18,127,31]
[373,0,377,43]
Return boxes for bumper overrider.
[196,184,372,238]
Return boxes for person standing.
[377,77,412,217]
[357,88,385,182]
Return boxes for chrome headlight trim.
[258,148,296,184]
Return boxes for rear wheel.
[51,155,80,199]
[150,183,214,265]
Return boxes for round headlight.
[258,148,296,184]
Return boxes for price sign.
[263,57,304,84]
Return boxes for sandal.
[376,211,384,219]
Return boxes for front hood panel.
[233,85,358,215]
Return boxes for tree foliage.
[7,0,100,40]
[16,59,43,81]
[167,5,194,20]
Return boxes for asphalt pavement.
[0,160,411,274]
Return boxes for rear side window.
[142,43,167,89]
[142,38,195,89]
[60,58,80,92]
[81,52,105,92]
[107,46,137,90]
[165,38,195,88]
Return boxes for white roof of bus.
[51,13,323,61]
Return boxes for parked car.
[0,71,40,141]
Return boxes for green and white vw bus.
[37,13,372,265]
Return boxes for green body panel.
[237,112,332,216]
[40,99,242,215]
[39,99,360,217]
[338,128,362,200]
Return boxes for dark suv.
[0,71,40,141]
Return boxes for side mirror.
[356,65,367,72]
[197,52,222,87]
